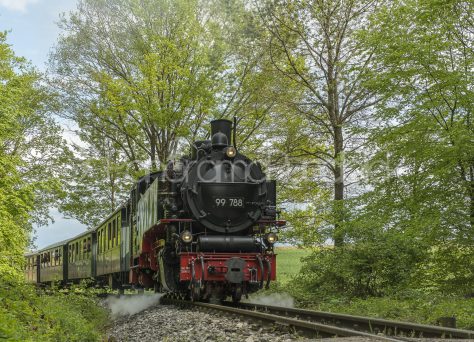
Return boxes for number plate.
[213,197,245,208]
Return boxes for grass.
[275,246,311,285]
[0,281,108,341]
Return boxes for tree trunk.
[150,130,157,171]
[470,165,474,231]
[333,124,345,246]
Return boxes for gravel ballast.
[105,298,468,342]
[105,303,407,341]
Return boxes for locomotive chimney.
[210,119,232,148]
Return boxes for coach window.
[99,228,104,252]
[112,219,116,247]
[100,229,103,252]
[116,218,120,246]
[108,222,111,250]
[98,231,101,253]
[101,228,105,252]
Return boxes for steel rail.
[227,301,474,339]
[160,297,407,341]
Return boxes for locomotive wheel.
[191,283,200,302]
[232,286,242,303]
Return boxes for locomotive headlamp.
[225,146,237,158]
[265,232,278,245]
[180,230,193,244]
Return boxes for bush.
[0,280,107,341]
[412,244,474,296]
[289,237,424,301]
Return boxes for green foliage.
[412,244,474,296]
[356,0,474,239]
[51,0,224,170]
[0,282,107,341]
[290,237,425,301]
[0,31,65,280]
[60,136,133,227]
[279,0,474,308]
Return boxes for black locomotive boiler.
[25,119,284,302]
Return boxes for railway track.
[228,301,474,339]
[160,296,474,341]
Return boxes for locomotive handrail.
[199,256,204,285]
[265,258,271,289]
[256,255,264,289]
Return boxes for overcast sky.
[0,0,88,249]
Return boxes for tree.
[0,32,65,280]
[349,0,474,294]
[259,0,383,245]
[357,0,474,239]
[59,132,133,228]
[50,0,225,171]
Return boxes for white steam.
[243,292,294,308]
[106,294,163,317]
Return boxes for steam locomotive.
[24,119,284,302]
